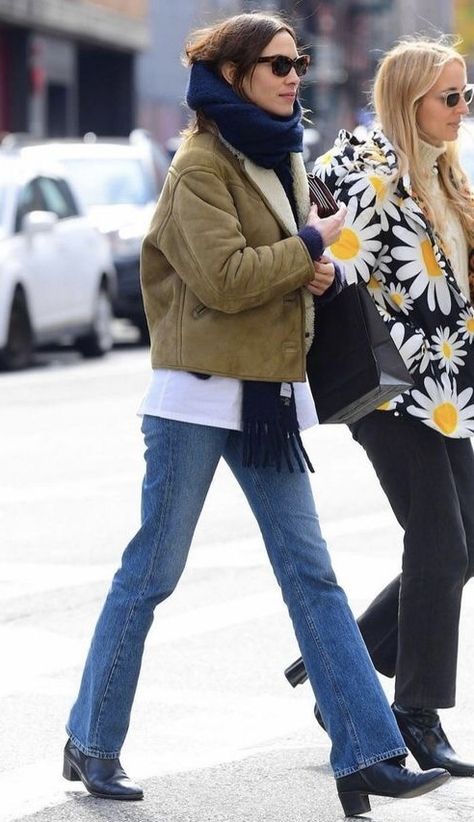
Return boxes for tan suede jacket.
[140,130,314,382]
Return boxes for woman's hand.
[306,255,336,296]
[305,202,347,249]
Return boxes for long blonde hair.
[372,37,474,246]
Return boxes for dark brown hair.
[183,12,297,132]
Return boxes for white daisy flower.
[390,321,424,372]
[431,327,467,375]
[376,245,393,279]
[366,271,387,308]
[457,308,474,342]
[328,196,382,283]
[392,225,451,315]
[345,172,400,231]
[377,306,393,323]
[418,344,432,374]
[313,148,350,183]
[386,283,414,315]
[377,395,405,412]
[401,197,427,231]
[407,372,474,437]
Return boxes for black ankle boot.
[393,703,474,777]
[63,739,144,800]
[336,758,449,816]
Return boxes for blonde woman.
[306,37,474,775]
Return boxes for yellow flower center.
[368,274,380,291]
[369,175,386,201]
[320,150,333,166]
[466,318,474,333]
[433,402,458,435]
[331,227,361,261]
[421,240,443,278]
[442,341,452,359]
[390,291,403,307]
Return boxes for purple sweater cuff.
[298,226,324,261]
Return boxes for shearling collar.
[219,134,310,236]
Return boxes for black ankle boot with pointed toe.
[336,758,449,817]
[393,703,474,777]
[63,739,144,800]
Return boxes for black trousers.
[349,411,474,709]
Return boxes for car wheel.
[0,291,33,370]
[76,286,114,358]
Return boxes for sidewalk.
[2,358,473,822]
[7,737,469,822]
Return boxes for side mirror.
[22,210,58,235]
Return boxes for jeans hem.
[393,695,456,710]
[66,727,121,760]
[333,747,408,779]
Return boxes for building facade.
[136,0,470,155]
[136,0,242,146]
[278,0,460,151]
[0,0,149,138]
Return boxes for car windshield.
[61,157,155,207]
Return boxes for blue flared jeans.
[67,415,406,777]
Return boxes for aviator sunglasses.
[439,84,474,108]
[256,54,310,78]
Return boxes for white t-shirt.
[138,369,318,431]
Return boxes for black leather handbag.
[306,281,414,424]
[305,172,413,424]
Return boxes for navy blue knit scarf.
[187,61,312,474]
[186,61,304,168]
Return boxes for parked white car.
[0,150,116,370]
[21,132,167,342]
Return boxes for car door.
[35,175,98,325]
[14,177,64,331]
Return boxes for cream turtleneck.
[418,139,470,300]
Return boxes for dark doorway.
[0,26,28,134]
[47,83,68,136]
[78,47,133,137]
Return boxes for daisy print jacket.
[314,129,474,439]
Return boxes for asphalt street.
[1,344,473,822]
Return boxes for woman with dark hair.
[62,13,448,815]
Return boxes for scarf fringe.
[243,421,314,474]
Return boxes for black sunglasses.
[439,84,474,108]
[256,54,310,78]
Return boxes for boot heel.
[63,757,81,781]
[338,790,371,817]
